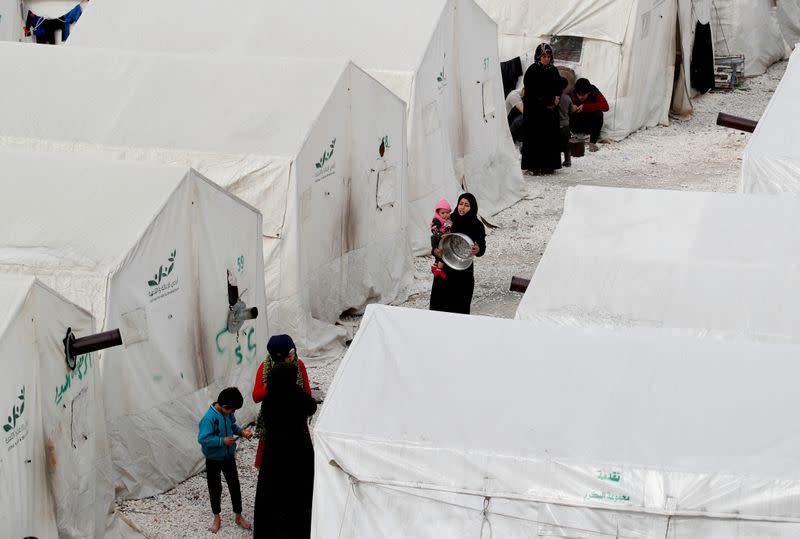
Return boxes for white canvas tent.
[476,0,715,140]
[0,42,411,360]
[315,304,800,537]
[0,274,137,538]
[68,0,525,252]
[712,0,787,77]
[0,0,23,41]
[777,0,800,50]
[0,151,267,499]
[515,185,800,342]
[741,47,800,193]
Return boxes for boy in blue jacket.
[198,387,253,533]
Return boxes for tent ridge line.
[323,465,800,525]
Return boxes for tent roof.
[0,151,195,272]
[0,43,349,159]
[70,0,446,72]
[318,304,800,520]
[0,274,36,339]
[742,48,800,192]
[516,185,800,341]
[475,0,635,45]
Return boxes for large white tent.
[476,0,715,140]
[315,304,800,537]
[0,151,268,499]
[712,0,787,77]
[0,42,411,359]
[0,275,137,538]
[515,185,800,342]
[68,0,525,251]
[741,47,800,193]
[777,0,800,50]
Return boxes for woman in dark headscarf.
[521,43,563,174]
[429,192,486,314]
[252,362,317,538]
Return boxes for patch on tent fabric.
[481,79,496,122]
[423,101,441,135]
[120,307,149,346]
[372,136,397,210]
[640,11,651,40]
[551,36,583,64]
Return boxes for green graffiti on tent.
[148,249,177,287]
[3,386,25,432]
[216,326,257,365]
[236,255,245,273]
[54,353,92,405]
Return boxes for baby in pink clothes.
[430,199,452,279]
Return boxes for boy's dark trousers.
[570,110,604,143]
[559,125,571,165]
[206,457,242,514]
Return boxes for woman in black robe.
[253,362,317,538]
[429,192,486,314]
[521,43,563,174]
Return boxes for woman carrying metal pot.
[429,192,486,314]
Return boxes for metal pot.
[439,233,475,270]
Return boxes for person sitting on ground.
[198,387,253,534]
[570,77,609,152]
[430,198,452,279]
[505,86,525,145]
[558,76,577,167]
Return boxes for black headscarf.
[534,43,554,65]
[450,192,479,233]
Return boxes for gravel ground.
[118,60,786,538]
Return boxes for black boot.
[563,146,572,167]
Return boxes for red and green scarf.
[254,354,304,438]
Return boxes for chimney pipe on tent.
[716,112,758,133]
[63,328,123,370]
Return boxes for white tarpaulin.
[0,0,23,41]
[315,304,800,538]
[0,42,411,360]
[0,275,138,538]
[711,0,787,76]
[68,0,525,252]
[477,0,714,140]
[777,0,800,50]
[0,151,268,499]
[741,47,800,193]
[516,185,800,342]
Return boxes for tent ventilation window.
[551,35,583,64]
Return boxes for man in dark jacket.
[570,78,609,151]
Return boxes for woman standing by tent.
[252,334,311,469]
[429,193,486,314]
[521,43,562,174]
[253,362,317,538]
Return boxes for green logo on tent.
[148,250,177,287]
[315,139,336,169]
[3,386,24,433]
